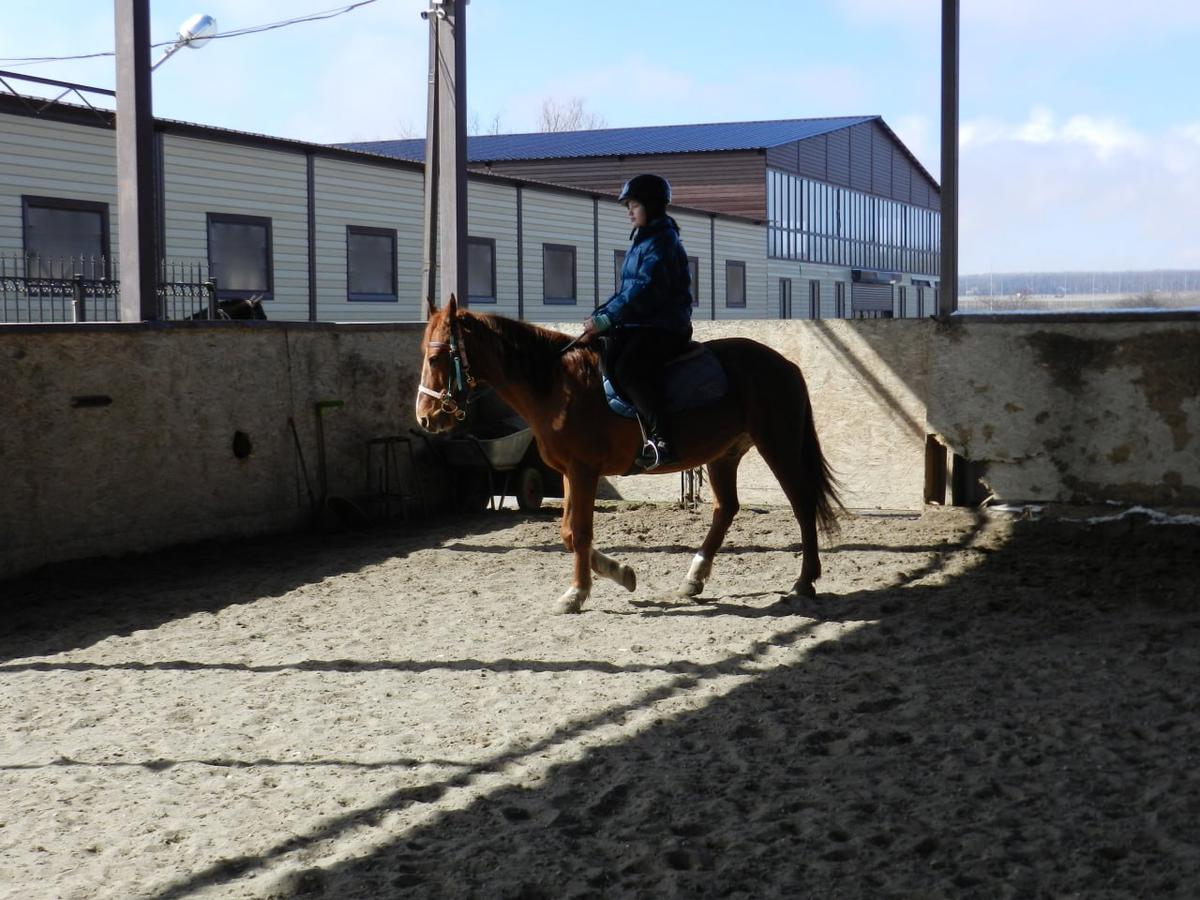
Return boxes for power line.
[0,0,383,67]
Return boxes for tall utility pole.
[938,0,959,319]
[114,0,160,322]
[421,0,468,312]
[420,3,440,311]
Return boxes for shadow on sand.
[0,510,536,662]
[138,513,1199,899]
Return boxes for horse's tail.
[800,395,845,533]
[775,359,844,534]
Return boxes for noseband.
[418,324,476,421]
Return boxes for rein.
[418,320,477,421]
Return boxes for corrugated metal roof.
[336,115,879,163]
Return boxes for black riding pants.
[602,327,691,434]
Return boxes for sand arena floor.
[1,502,1198,899]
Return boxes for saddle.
[602,342,730,420]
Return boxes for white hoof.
[553,587,587,615]
[591,549,637,593]
[678,553,712,598]
[619,565,637,593]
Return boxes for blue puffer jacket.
[592,216,693,337]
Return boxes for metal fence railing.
[0,254,219,323]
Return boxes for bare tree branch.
[392,118,421,139]
[469,111,505,136]
[538,97,606,133]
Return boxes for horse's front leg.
[591,547,636,593]
[554,470,599,614]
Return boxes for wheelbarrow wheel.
[515,465,544,512]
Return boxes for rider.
[583,174,694,470]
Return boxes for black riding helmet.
[618,173,672,219]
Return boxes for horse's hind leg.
[678,448,746,598]
[755,438,822,599]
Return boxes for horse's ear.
[425,295,437,320]
[447,293,459,318]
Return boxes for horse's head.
[415,294,474,432]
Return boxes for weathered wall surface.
[3,318,1196,580]
[0,323,429,580]
[928,321,1200,505]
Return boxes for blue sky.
[3,0,1199,274]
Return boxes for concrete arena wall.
[0,322,430,580]
[927,320,1200,507]
[2,318,1197,579]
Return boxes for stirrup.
[636,438,670,471]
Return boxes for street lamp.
[151,13,218,71]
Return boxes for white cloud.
[889,114,934,171]
[961,108,1146,160]
[958,109,1200,271]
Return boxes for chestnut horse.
[415,296,841,614]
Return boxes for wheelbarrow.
[435,389,562,511]
[439,424,556,511]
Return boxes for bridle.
[418,319,476,421]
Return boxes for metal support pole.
[420,4,440,313]
[205,278,218,318]
[938,0,959,319]
[72,274,86,323]
[435,0,468,306]
[114,0,160,322]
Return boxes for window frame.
[206,212,274,301]
[542,242,577,305]
[467,235,498,305]
[809,279,822,320]
[725,260,746,309]
[21,195,111,278]
[345,225,398,303]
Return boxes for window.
[347,226,397,302]
[22,195,110,278]
[207,213,273,300]
[467,237,497,304]
[835,281,846,318]
[779,278,792,319]
[898,286,908,318]
[688,256,700,307]
[613,249,626,292]
[543,243,576,304]
[725,260,746,308]
[809,279,821,319]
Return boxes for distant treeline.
[959,270,1200,297]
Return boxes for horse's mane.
[468,312,599,396]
